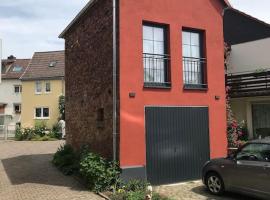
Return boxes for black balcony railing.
[183,57,207,89]
[226,70,270,98]
[143,53,171,87]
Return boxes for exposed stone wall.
[64,0,114,159]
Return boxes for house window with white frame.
[14,85,22,93]
[45,81,51,93]
[35,81,42,94]
[35,107,50,119]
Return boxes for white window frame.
[14,85,22,94]
[34,107,50,119]
[45,81,51,93]
[14,104,21,114]
[35,81,42,94]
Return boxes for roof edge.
[59,0,97,38]
[223,0,231,7]
[21,76,65,81]
[226,7,270,29]
[59,0,230,39]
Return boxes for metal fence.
[183,56,207,89]
[0,125,17,140]
[143,53,171,87]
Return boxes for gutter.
[112,0,117,161]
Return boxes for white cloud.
[0,0,89,58]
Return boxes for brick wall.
[64,0,114,159]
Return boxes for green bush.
[15,122,61,141]
[152,193,173,200]
[51,123,62,139]
[34,121,47,137]
[15,127,24,141]
[124,180,149,192]
[79,152,121,192]
[110,179,173,200]
[52,144,78,175]
[26,128,36,140]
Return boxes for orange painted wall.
[119,0,227,167]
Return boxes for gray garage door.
[145,107,210,185]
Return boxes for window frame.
[34,107,50,119]
[35,81,42,94]
[142,22,171,88]
[14,85,22,94]
[14,104,21,114]
[182,28,207,90]
[45,81,51,93]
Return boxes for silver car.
[202,138,270,199]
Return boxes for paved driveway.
[0,140,101,200]
[155,181,261,200]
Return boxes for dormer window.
[49,61,57,67]
[13,66,23,72]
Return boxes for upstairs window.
[143,23,170,87]
[14,104,21,114]
[45,82,51,93]
[182,29,207,89]
[35,81,42,94]
[12,66,23,72]
[14,85,22,93]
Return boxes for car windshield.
[236,143,270,162]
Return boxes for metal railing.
[0,125,17,140]
[143,53,171,87]
[226,70,270,98]
[183,57,207,89]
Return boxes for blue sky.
[0,0,270,58]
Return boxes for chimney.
[7,55,16,61]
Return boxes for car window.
[236,143,270,162]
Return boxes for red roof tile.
[1,59,30,79]
[20,51,65,80]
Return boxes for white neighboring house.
[0,56,30,128]
[224,8,270,139]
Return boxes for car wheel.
[206,172,224,195]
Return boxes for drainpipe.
[112,0,117,161]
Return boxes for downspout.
[112,0,117,161]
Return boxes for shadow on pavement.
[1,153,87,191]
[191,185,261,200]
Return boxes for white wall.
[0,79,22,124]
[228,38,270,74]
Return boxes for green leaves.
[52,144,79,175]
[79,152,120,192]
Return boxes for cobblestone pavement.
[0,140,102,200]
[155,180,260,200]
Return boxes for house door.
[252,104,270,138]
[145,107,210,185]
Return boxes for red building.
[60,0,229,185]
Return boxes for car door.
[232,143,269,195]
[257,144,270,195]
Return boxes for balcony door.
[252,103,270,138]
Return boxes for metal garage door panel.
[145,107,210,185]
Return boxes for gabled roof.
[1,59,30,80]
[224,8,270,45]
[20,51,65,81]
[59,0,230,38]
